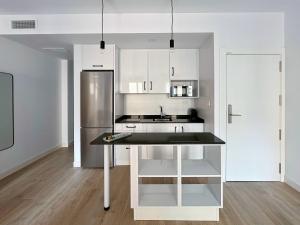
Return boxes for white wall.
[0,37,62,178]
[124,94,195,115]
[68,60,74,144]
[285,9,300,191]
[60,59,74,147]
[61,59,68,147]
[196,36,215,132]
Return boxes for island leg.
[104,145,110,210]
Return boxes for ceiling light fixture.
[100,0,105,49]
[170,0,174,49]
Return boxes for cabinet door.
[148,50,170,93]
[115,124,146,165]
[145,124,175,159]
[114,124,129,165]
[120,50,148,93]
[180,123,204,160]
[170,49,199,80]
[82,45,114,70]
[180,123,204,132]
[145,124,173,132]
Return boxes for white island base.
[130,145,222,221]
[134,207,219,221]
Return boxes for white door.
[226,54,281,181]
[120,50,148,93]
[148,50,170,93]
[170,49,199,80]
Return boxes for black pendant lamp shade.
[101,40,105,49]
[100,0,105,49]
[170,39,174,48]
[170,0,174,49]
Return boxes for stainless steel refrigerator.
[81,70,114,168]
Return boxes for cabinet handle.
[126,147,130,150]
[92,65,103,68]
[143,81,146,91]
[150,81,153,90]
[175,126,177,133]
[172,67,175,76]
[126,125,136,128]
[181,126,184,132]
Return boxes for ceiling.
[0,0,290,15]
[1,0,294,59]
[4,33,213,59]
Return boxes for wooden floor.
[1,148,300,225]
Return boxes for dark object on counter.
[189,108,199,122]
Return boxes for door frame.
[219,48,285,182]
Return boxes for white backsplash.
[124,94,196,115]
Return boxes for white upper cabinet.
[81,45,114,70]
[170,49,199,80]
[120,50,148,93]
[148,50,170,93]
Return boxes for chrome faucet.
[160,105,165,118]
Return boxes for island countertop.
[91,132,225,146]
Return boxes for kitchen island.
[91,132,225,221]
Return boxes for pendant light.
[170,0,174,49]
[100,0,105,49]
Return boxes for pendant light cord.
[171,0,174,40]
[101,0,104,41]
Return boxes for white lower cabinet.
[115,123,203,165]
[115,123,146,165]
[145,123,204,160]
[145,124,173,159]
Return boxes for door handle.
[229,113,242,116]
[171,67,175,76]
[228,104,242,124]
[143,81,146,91]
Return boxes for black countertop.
[115,115,204,123]
[91,132,225,146]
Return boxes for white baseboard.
[0,145,62,181]
[61,143,69,147]
[73,161,81,167]
[285,176,300,192]
[134,207,219,221]
[116,160,130,166]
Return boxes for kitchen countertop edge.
[115,115,204,124]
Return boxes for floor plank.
[0,148,299,225]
